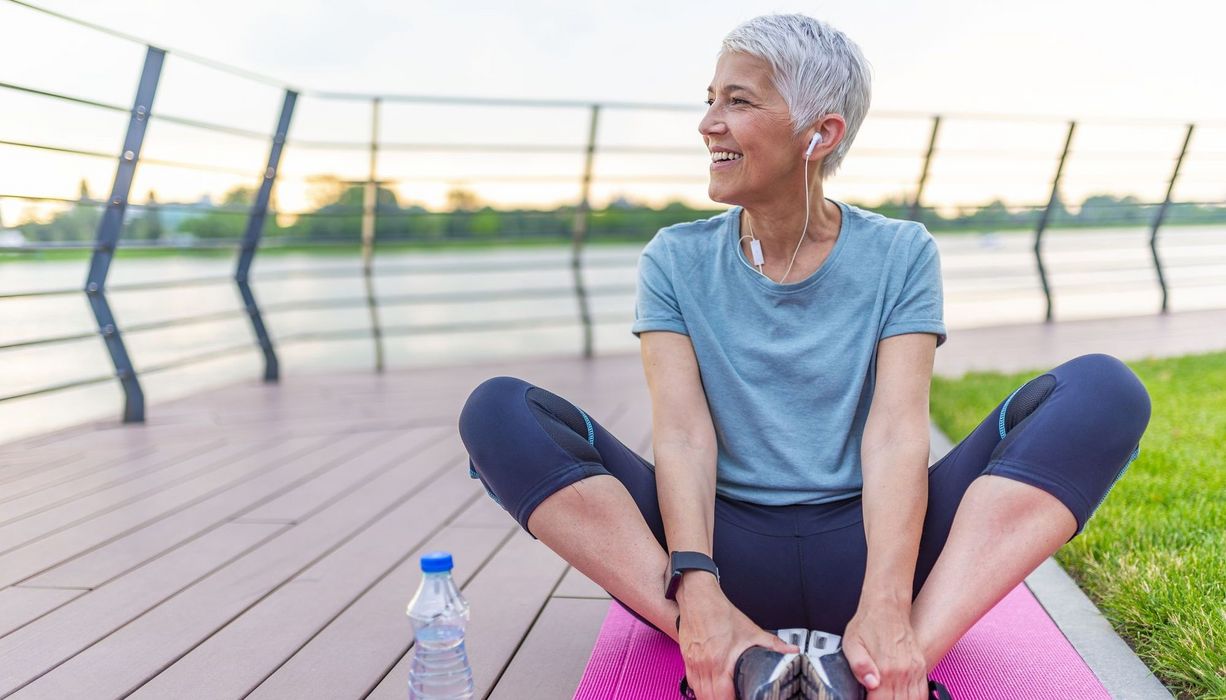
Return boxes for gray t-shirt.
[630,200,947,506]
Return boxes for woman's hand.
[676,574,799,700]
[841,601,929,699]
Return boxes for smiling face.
[700,52,807,208]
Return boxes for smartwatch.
[664,550,720,600]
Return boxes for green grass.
[930,351,1226,699]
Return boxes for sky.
[2,0,1224,224]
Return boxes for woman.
[458,14,1151,700]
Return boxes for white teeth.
[711,152,743,162]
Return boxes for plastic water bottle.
[407,551,474,699]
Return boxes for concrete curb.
[928,423,1174,699]
[1024,559,1173,699]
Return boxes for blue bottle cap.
[420,551,454,573]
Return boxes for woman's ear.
[805,115,848,160]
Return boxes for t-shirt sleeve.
[880,229,947,347]
[630,233,689,338]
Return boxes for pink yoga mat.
[573,583,1110,699]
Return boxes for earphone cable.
[740,154,815,283]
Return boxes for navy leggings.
[457,352,1151,634]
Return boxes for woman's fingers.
[758,630,800,655]
[843,637,881,690]
[680,643,731,699]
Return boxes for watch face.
[665,567,683,600]
[665,552,695,601]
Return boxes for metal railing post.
[571,104,599,359]
[1149,123,1194,314]
[1034,120,1076,323]
[85,45,164,423]
[237,88,297,382]
[909,115,941,223]
[362,97,385,371]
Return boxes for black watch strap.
[664,550,719,600]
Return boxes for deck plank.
[451,490,516,528]
[128,468,486,698]
[554,567,611,600]
[0,586,86,638]
[366,531,571,700]
[0,437,322,588]
[0,444,163,499]
[0,439,269,552]
[0,453,90,486]
[11,438,467,699]
[0,522,286,695]
[489,597,612,700]
[22,428,441,589]
[232,427,446,523]
[1,423,218,458]
[0,441,216,523]
[248,524,514,700]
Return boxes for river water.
[1,224,1222,445]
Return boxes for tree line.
[11,178,1226,245]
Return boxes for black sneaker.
[681,645,802,699]
[798,630,864,700]
[732,628,807,700]
[798,631,953,700]
[683,628,952,700]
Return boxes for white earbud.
[804,132,823,158]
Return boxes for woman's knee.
[457,375,609,526]
[459,376,530,434]
[1065,353,1152,432]
[457,375,541,458]
[458,376,533,504]
[460,376,600,463]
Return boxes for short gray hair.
[720,14,872,179]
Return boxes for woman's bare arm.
[640,330,718,568]
[640,330,798,699]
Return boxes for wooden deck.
[0,351,649,699]
[1,308,1223,699]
